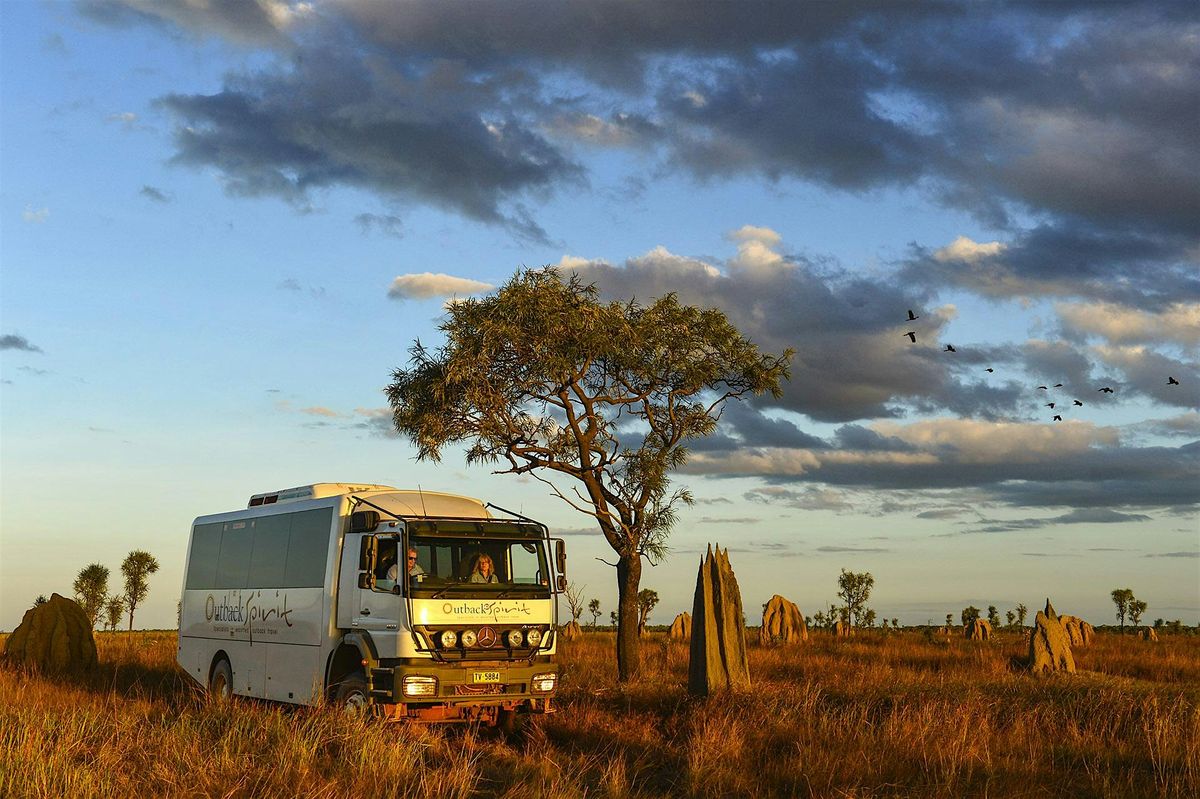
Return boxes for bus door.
[355,532,403,657]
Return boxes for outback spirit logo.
[441,600,533,621]
[205,590,294,642]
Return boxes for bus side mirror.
[554,539,566,577]
[349,511,380,533]
[556,575,567,593]
[358,535,377,571]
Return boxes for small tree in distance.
[961,606,981,626]
[1129,598,1147,628]
[1006,609,1016,628]
[1015,603,1028,628]
[386,268,791,681]
[987,605,1000,627]
[34,594,48,607]
[104,596,125,632]
[563,581,586,623]
[837,569,874,628]
[1111,588,1135,633]
[74,563,110,629]
[636,589,659,632]
[945,613,954,629]
[588,598,601,628]
[121,550,159,631]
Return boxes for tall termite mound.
[560,620,583,640]
[833,619,854,637]
[669,612,692,641]
[688,545,750,696]
[759,595,808,645]
[1028,598,1075,674]
[3,594,98,674]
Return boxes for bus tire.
[209,657,233,701]
[496,708,526,737]
[334,673,369,715]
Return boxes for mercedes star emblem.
[476,626,498,648]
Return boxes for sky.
[1,0,1197,632]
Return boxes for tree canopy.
[387,267,791,679]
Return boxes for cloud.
[22,206,49,223]
[355,213,404,238]
[155,45,578,241]
[1057,301,1200,348]
[1144,551,1199,558]
[276,277,325,298]
[745,486,854,512]
[1,334,43,353]
[350,407,399,439]
[933,236,1006,263]
[299,406,340,418]
[559,235,1020,423]
[1090,344,1199,409]
[140,185,170,202]
[79,0,311,47]
[966,508,1153,534]
[815,545,889,553]
[388,273,494,301]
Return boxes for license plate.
[472,670,503,684]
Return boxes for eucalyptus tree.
[387,268,790,680]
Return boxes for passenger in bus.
[469,554,499,583]
[375,544,398,590]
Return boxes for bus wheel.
[496,708,526,737]
[209,658,233,701]
[335,673,369,715]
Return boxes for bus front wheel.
[335,673,369,715]
[209,658,233,701]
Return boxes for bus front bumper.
[369,661,558,720]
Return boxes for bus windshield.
[404,536,550,596]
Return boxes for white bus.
[177,483,565,726]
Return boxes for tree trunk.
[615,553,642,681]
[127,602,135,632]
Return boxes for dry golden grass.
[2,629,1197,798]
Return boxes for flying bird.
[944,344,956,352]
[1073,400,1083,406]
[985,368,994,373]
[907,309,919,321]
[1052,415,1062,421]
[1054,383,1063,388]
[1098,387,1114,393]
[1168,376,1180,385]
[1037,386,1049,390]
[1045,402,1056,408]
[904,331,917,343]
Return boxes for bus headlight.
[402,676,438,697]
[505,629,524,648]
[460,629,478,648]
[526,628,543,647]
[531,673,557,693]
[439,630,458,648]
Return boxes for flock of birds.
[902,309,1181,423]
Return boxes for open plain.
[2,629,1197,799]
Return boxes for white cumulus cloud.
[387,272,494,301]
[933,235,1006,262]
[1057,301,1200,347]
